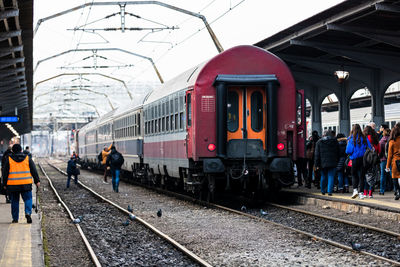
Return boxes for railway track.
[48,159,399,266]
[39,161,211,267]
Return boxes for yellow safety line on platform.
[308,192,400,210]
[0,208,32,267]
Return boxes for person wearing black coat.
[336,133,349,193]
[106,146,124,193]
[2,144,40,223]
[314,130,340,195]
[66,157,79,188]
[1,146,12,203]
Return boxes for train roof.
[144,61,207,104]
[79,96,145,133]
[144,45,294,105]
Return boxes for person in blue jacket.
[346,124,372,199]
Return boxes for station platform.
[283,185,400,221]
[0,186,44,267]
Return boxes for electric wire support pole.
[34,1,224,53]
[35,48,165,84]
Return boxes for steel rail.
[46,161,212,267]
[209,203,400,266]
[50,158,399,266]
[268,202,400,238]
[38,163,102,267]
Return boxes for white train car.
[306,103,400,136]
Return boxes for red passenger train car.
[77,45,305,198]
[142,45,305,198]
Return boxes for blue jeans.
[66,174,78,188]
[380,161,387,193]
[337,170,349,190]
[112,169,120,192]
[320,168,336,194]
[10,191,32,221]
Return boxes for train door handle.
[298,130,303,135]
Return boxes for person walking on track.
[66,156,79,188]
[346,124,372,200]
[314,130,340,196]
[106,146,124,193]
[99,143,113,183]
[2,144,40,223]
[386,123,400,200]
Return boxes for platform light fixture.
[5,123,19,138]
[334,66,349,83]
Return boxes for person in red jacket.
[363,125,379,198]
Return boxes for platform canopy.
[255,0,400,134]
[0,0,33,139]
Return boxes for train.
[317,103,400,135]
[74,45,305,199]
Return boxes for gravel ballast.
[42,163,199,267]
[50,159,391,266]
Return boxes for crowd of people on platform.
[296,122,400,200]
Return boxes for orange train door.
[227,86,266,148]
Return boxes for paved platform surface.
[284,184,400,213]
[0,186,44,267]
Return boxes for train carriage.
[142,45,305,196]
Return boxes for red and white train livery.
[76,45,305,197]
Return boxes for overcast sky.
[33,0,344,116]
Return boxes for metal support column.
[371,70,385,128]
[311,89,322,135]
[338,81,351,135]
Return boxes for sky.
[33,0,344,118]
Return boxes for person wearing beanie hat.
[2,143,40,223]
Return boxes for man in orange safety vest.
[2,144,40,224]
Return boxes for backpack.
[365,165,378,187]
[97,152,103,163]
[111,152,124,167]
[385,141,390,159]
[363,147,379,169]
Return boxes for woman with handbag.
[346,124,372,199]
[386,123,400,200]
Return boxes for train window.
[158,118,161,133]
[138,113,141,135]
[187,93,192,127]
[180,96,184,111]
[171,115,174,131]
[166,101,169,114]
[170,100,173,115]
[175,98,178,112]
[391,121,396,128]
[162,102,165,116]
[162,117,165,132]
[227,91,238,132]
[166,116,169,131]
[180,112,184,129]
[151,120,154,134]
[251,91,263,132]
[175,114,178,130]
